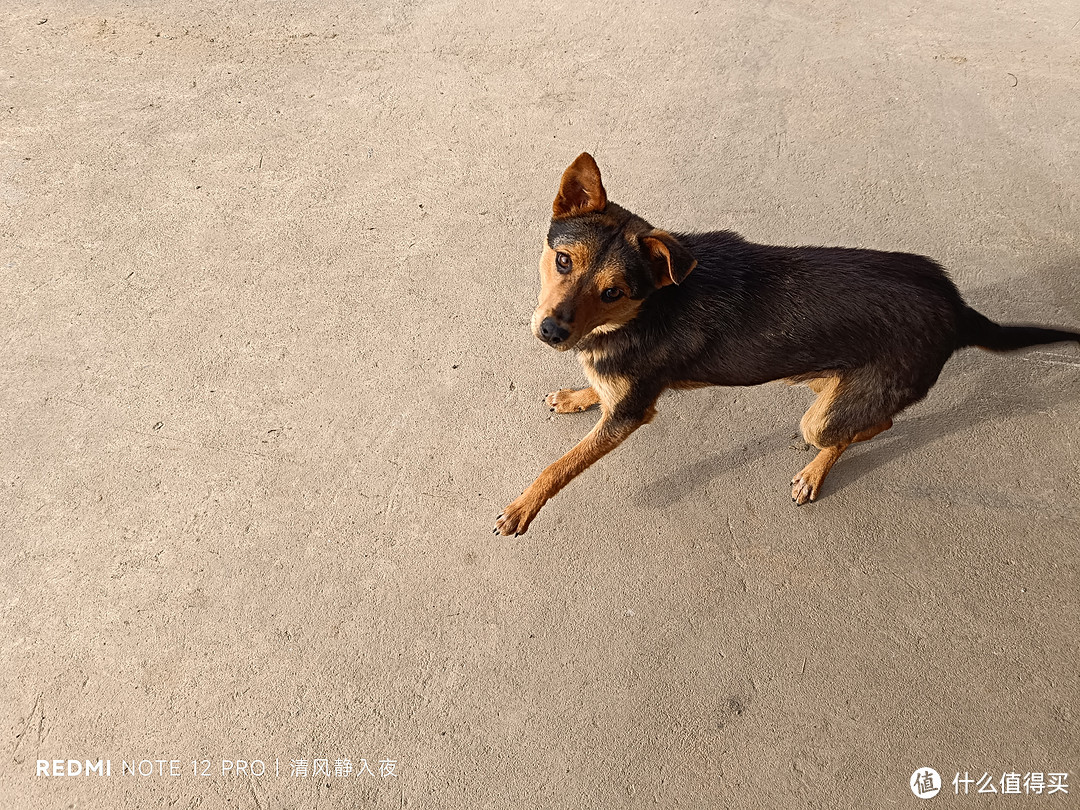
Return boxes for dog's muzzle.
[537,316,571,347]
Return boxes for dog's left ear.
[641,230,697,287]
[553,152,607,219]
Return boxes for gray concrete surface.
[2,1,1078,807]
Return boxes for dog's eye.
[555,252,572,273]
[600,287,623,303]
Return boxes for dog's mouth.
[532,328,578,352]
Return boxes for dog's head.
[532,153,697,351]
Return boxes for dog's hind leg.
[791,419,892,505]
[791,371,902,504]
[546,387,600,413]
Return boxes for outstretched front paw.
[545,387,599,414]
[493,489,545,536]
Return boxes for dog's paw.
[791,473,817,506]
[545,388,597,414]
[493,491,545,536]
[791,462,830,505]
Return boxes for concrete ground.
[2,1,1078,807]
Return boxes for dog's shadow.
[640,346,1079,510]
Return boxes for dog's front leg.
[494,411,650,537]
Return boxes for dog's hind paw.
[791,474,818,505]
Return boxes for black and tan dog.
[494,153,1080,536]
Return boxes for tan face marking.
[532,242,643,350]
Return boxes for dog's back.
[629,231,964,390]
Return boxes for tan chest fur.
[577,351,631,412]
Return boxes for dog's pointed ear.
[553,153,607,219]
[641,230,697,287]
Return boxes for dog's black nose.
[538,317,570,346]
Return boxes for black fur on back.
[588,231,961,386]
[580,228,1078,432]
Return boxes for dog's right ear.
[553,153,607,219]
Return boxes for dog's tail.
[959,306,1080,352]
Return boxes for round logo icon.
[910,768,942,799]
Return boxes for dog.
[493,153,1080,536]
